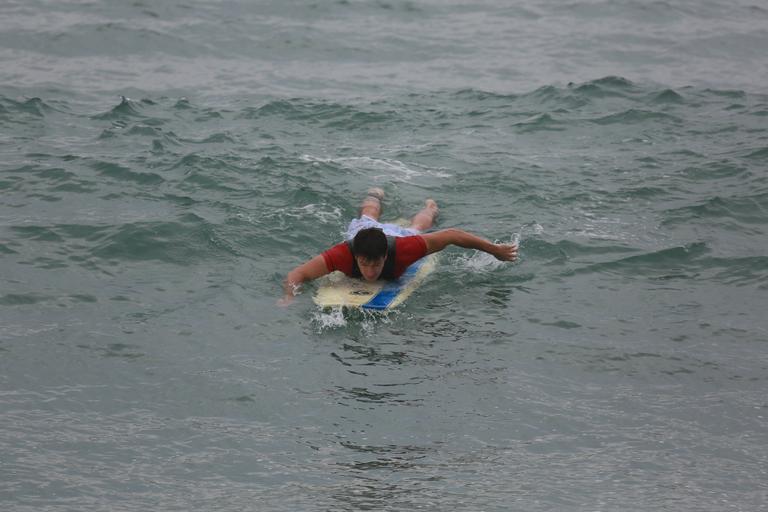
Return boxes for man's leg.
[409,199,439,231]
[359,187,385,221]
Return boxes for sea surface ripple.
[2,1,768,511]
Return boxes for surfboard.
[313,253,437,311]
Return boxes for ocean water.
[2,1,767,510]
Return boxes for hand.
[279,276,305,307]
[277,294,295,307]
[493,243,518,262]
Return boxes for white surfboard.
[313,253,437,311]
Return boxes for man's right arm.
[279,255,330,306]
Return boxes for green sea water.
[2,1,768,511]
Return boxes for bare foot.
[410,199,439,231]
[367,187,385,201]
[424,199,439,219]
[360,187,385,220]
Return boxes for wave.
[557,241,768,287]
[594,242,709,270]
[91,96,146,121]
[513,236,766,287]
[702,88,747,99]
[167,154,248,192]
[299,154,451,182]
[236,99,401,130]
[92,160,165,186]
[0,97,53,118]
[0,242,18,255]
[649,89,686,104]
[11,225,66,243]
[0,293,51,306]
[173,98,193,110]
[179,132,238,145]
[435,78,730,127]
[451,88,519,103]
[590,108,682,125]
[678,162,749,181]
[91,215,239,264]
[744,147,768,160]
[709,255,768,287]
[8,214,242,270]
[568,76,638,98]
[663,194,768,226]
[519,238,638,268]
[512,113,566,132]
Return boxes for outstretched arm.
[421,228,518,261]
[280,255,330,306]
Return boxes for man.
[280,187,518,305]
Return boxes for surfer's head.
[352,228,388,281]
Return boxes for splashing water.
[455,233,522,272]
[312,307,348,330]
[311,305,397,332]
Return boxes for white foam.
[312,307,347,330]
[297,203,342,224]
[255,203,342,226]
[456,250,506,272]
[525,222,544,235]
[311,305,399,332]
[300,154,451,181]
[455,234,521,272]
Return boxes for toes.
[367,187,385,201]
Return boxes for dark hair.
[352,228,387,260]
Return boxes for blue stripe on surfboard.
[362,258,424,310]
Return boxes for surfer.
[279,187,518,305]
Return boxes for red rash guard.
[321,235,428,279]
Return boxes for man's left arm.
[421,228,518,261]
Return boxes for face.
[355,255,386,281]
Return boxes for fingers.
[277,296,294,307]
[495,243,518,261]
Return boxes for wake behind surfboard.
[313,253,437,311]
